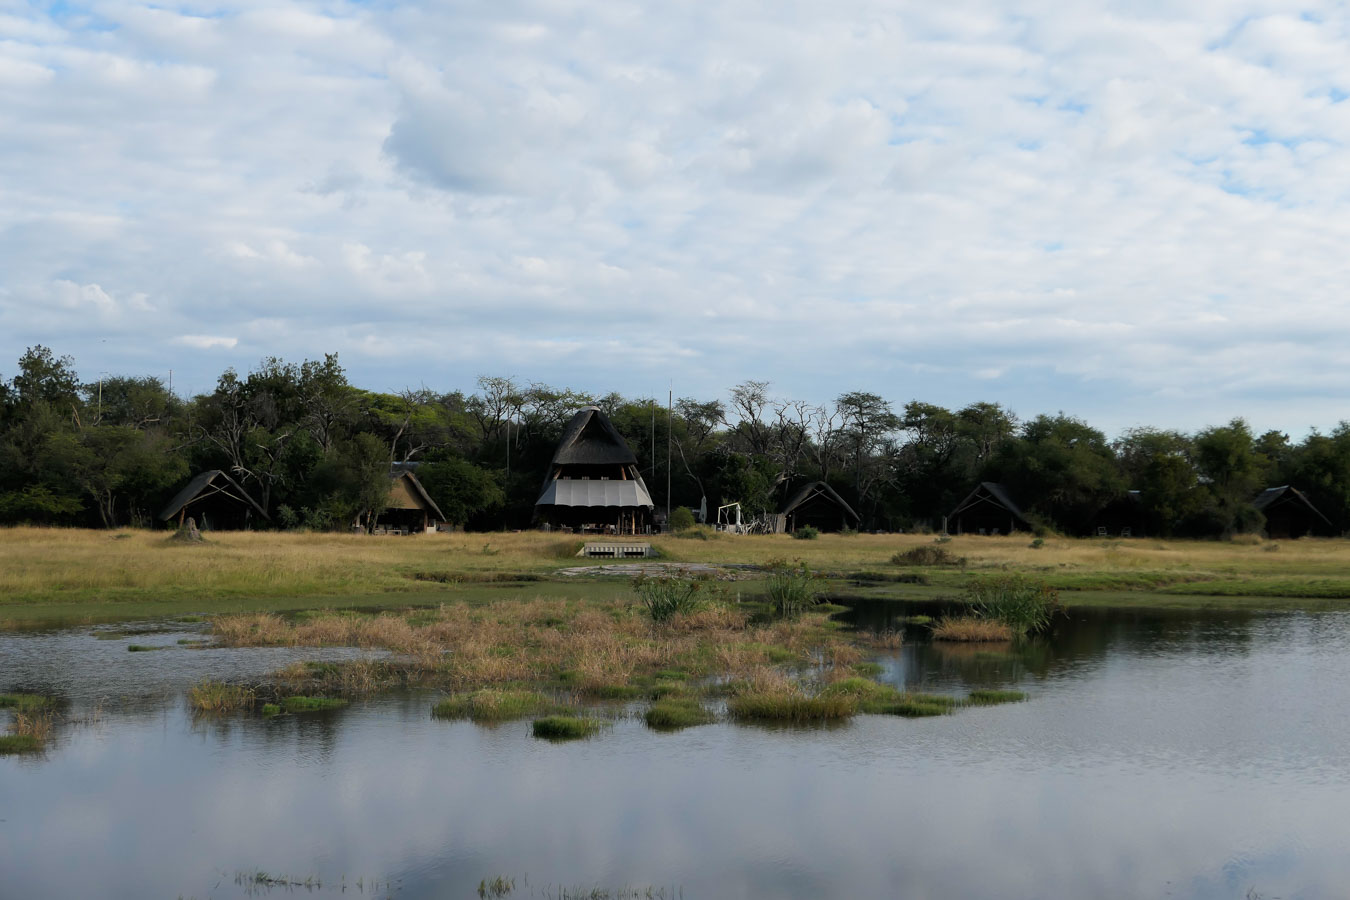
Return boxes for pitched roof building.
[778,481,859,533]
[948,482,1030,535]
[158,470,269,530]
[1252,485,1335,538]
[535,406,654,535]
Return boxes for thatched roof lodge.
[360,465,446,535]
[948,482,1030,535]
[535,406,654,535]
[1253,485,1335,539]
[778,481,859,533]
[159,470,269,530]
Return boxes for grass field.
[4,527,1350,627]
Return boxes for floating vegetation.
[188,681,254,713]
[851,662,884,677]
[644,697,715,730]
[0,734,41,754]
[532,715,605,740]
[279,696,348,713]
[479,876,515,898]
[931,617,1014,642]
[727,673,857,724]
[127,644,170,652]
[0,693,53,712]
[261,704,282,716]
[967,689,1028,705]
[433,690,556,723]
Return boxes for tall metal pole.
[666,386,672,527]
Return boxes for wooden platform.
[579,542,657,559]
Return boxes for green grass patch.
[851,662,884,677]
[967,689,1027,705]
[532,715,605,740]
[0,693,53,712]
[127,643,169,652]
[433,690,555,723]
[727,691,856,723]
[261,703,282,716]
[0,734,42,753]
[279,696,348,712]
[644,697,715,730]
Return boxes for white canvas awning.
[536,480,654,508]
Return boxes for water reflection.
[4,609,1350,899]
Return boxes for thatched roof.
[536,407,653,509]
[1253,485,1333,528]
[949,482,1029,525]
[392,469,447,521]
[158,470,269,522]
[779,481,859,522]
[549,407,639,468]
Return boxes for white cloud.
[172,335,238,350]
[2,1,1350,432]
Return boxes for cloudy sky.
[2,0,1349,435]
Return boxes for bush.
[766,561,820,617]
[791,525,819,540]
[963,574,1059,635]
[891,546,965,567]
[634,576,705,623]
[668,506,696,532]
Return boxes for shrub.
[766,562,819,618]
[668,506,696,532]
[891,546,965,567]
[963,574,1060,635]
[791,525,819,540]
[1029,538,1045,549]
[634,576,706,623]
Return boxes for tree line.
[2,345,1348,537]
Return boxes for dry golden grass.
[210,595,860,699]
[7,526,1350,628]
[931,617,1014,642]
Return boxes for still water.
[3,607,1350,899]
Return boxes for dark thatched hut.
[535,406,654,535]
[948,482,1030,535]
[361,466,446,534]
[778,481,859,533]
[158,470,269,531]
[1253,485,1335,539]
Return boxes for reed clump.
[766,562,820,618]
[963,574,1060,635]
[727,670,857,723]
[931,617,1014,642]
[432,690,557,723]
[188,680,255,713]
[633,575,706,623]
[532,715,605,740]
[279,696,348,713]
[967,689,1028,705]
[644,697,715,730]
[0,693,53,712]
